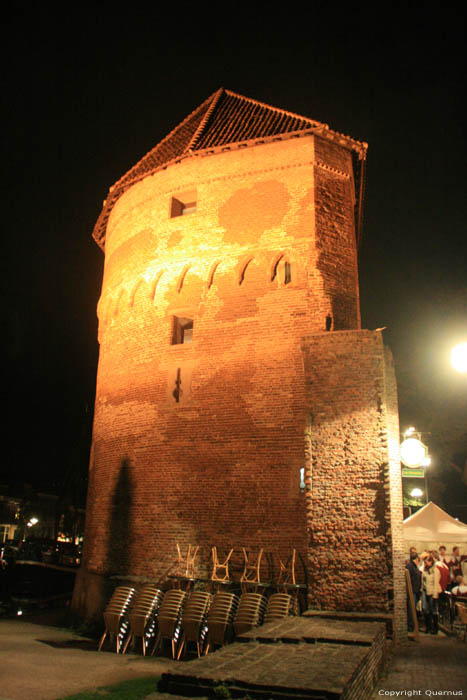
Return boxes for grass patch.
[59,675,161,699]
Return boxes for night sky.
[2,6,466,511]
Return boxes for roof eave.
[93,125,367,250]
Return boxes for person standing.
[422,555,441,634]
[438,545,447,562]
[433,550,450,592]
[406,553,422,631]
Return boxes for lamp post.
[400,428,431,512]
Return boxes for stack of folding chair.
[151,588,186,658]
[233,592,267,635]
[122,585,164,655]
[177,590,212,659]
[205,592,239,653]
[98,586,137,653]
[264,593,293,624]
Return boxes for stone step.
[160,616,386,699]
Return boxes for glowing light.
[421,456,431,467]
[410,488,423,498]
[17,609,23,616]
[404,427,416,437]
[400,437,428,468]
[451,342,467,373]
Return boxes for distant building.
[74,89,406,640]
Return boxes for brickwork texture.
[73,99,406,642]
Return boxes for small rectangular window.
[170,190,197,218]
[172,316,193,345]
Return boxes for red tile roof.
[93,88,367,248]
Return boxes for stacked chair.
[151,588,187,658]
[98,586,137,653]
[233,592,267,635]
[205,592,239,654]
[122,585,164,655]
[264,593,294,624]
[177,591,212,659]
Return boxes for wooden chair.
[122,585,164,655]
[211,546,234,583]
[177,591,212,659]
[205,592,239,653]
[278,549,296,586]
[240,548,263,591]
[233,592,267,635]
[264,593,293,624]
[151,589,186,658]
[176,543,199,579]
[98,586,136,653]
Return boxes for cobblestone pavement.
[374,632,467,698]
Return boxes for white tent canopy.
[403,501,467,548]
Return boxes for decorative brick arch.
[129,279,145,308]
[237,256,254,285]
[270,252,295,286]
[113,288,128,317]
[177,265,191,293]
[150,270,165,304]
[207,261,221,290]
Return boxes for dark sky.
[2,6,466,506]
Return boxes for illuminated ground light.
[451,342,467,373]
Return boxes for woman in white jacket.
[422,555,442,634]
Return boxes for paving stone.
[373,634,467,697]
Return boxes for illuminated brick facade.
[73,90,406,641]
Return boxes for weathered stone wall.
[301,330,405,637]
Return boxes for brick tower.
[73,89,406,641]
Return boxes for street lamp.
[400,435,428,468]
[451,342,467,373]
[410,488,423,498]
[400,429,430,508]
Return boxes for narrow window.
[172,316,193,345]
[170,190,197,218]
[272,255,292,285]
[173,368,182,403]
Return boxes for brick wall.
[301,329,406,641]
[74,134,404,641]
